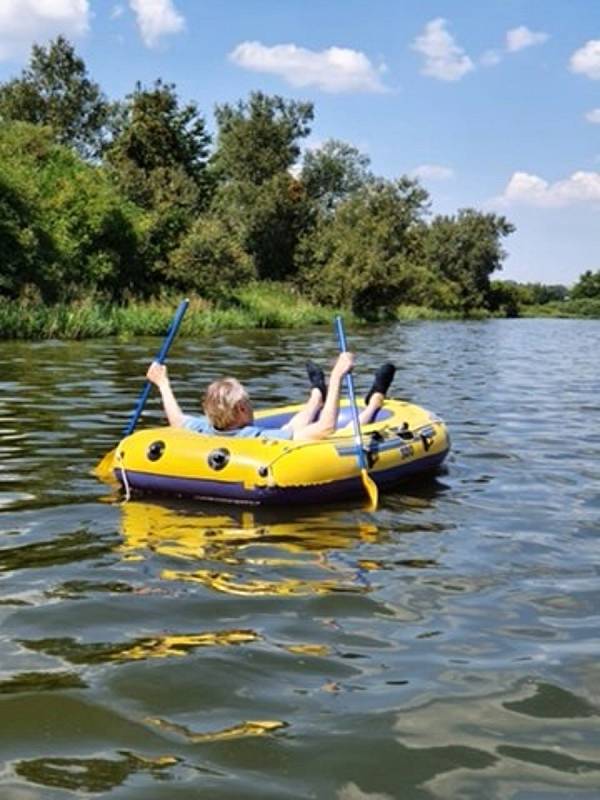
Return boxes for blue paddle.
[335,315,378,510]
[95,299,189,477]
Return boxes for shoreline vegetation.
[1,38,599,340]
[1,285,598,341]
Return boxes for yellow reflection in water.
[147,716,287,743]
[110,630,259,662]
[119,500,380,597]
[285,644,331,656]
[161,568,367,596]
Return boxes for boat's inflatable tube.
[109,399,450,505]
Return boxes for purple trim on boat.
[115,447,449,505]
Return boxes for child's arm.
[146,362,185,427]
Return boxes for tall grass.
[521,299,600,319]
[395,304,486,321]
[0,284,349,340]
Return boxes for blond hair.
[203,377,249,430]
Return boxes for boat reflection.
[119,499,383,597]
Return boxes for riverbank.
[0,285,338,340]
[0,285,466,340]
[520,298,600,319]
[1,285,598,340]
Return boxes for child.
[146,356,395,442]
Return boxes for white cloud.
[480,49,502,67]
[410,164,455,181]
[128,0,185,48]
[570,39,600,79]
[585,108,600,124]
[505,26,549,52]
[111,4,125,19]
[229,41,387,93]
[411,18,474,82]
[0,0,89,61]
[494,170,600,208]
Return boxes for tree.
[212,173,312,281]
[168,216,255,301]
[105,80,212,287]
[0,171,55,299]
[0,37,114,159]
[521,282,568,304]
[421,209,515,311]
[212,92,313,184]
[301,139,372,212]
[0,122,142,302]
[487,281,532,317]
[209,92,315,281]
[570,269,600,300]
[296,177,431,318]
[105,80,211,210]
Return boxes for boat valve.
[146,441,166,461]
[207,448,230,471]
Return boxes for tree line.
[1,37,597,321]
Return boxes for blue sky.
[1,1,599,286]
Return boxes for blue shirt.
[181,414,294,441]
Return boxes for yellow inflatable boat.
[108,399,449,505]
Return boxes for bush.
[168,216,256,302]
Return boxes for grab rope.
[115,450,131,503]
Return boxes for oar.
[94,299,189,478]
[334,315,378,511]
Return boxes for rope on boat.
[116,450,131,503]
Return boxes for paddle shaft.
[122,299,189,436]
[334,316,368,471]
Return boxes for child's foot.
[365,362,396,404]
[306,361,327,400]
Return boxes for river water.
[0,319,599,799]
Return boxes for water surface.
[1,319,599,799]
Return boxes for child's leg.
[359,392,384,425]
[283,388,323,433]
[341,362,396,429]
[283,361,327,433]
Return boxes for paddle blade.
[94,447,117,480]
[360,468,379,511]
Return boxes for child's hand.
[332,351,355,378]
[146,361,168,387]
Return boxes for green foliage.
[213,173,312,281]
[212,91,313,184]
[105,80,212,289]
[106,80,211,209]
[233,282,342,327]
[522,282,568,304]
[5,46,586,331]
[0,36,115,159]
[302,139,372,212]
[488,280,531,317]
[207,92,317,282]
[296,177,431,318]
[420,209,515,311]
[0,169,55,297]
[0,122,142,302]
[168,216,255,301]
[570,269,600,300]
[522,298,600,318]
[0,288,340,339]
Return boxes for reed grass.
[521,299,600,319]
[0,284,348,340]
[3,286,596,340]
[395,304,482,321]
